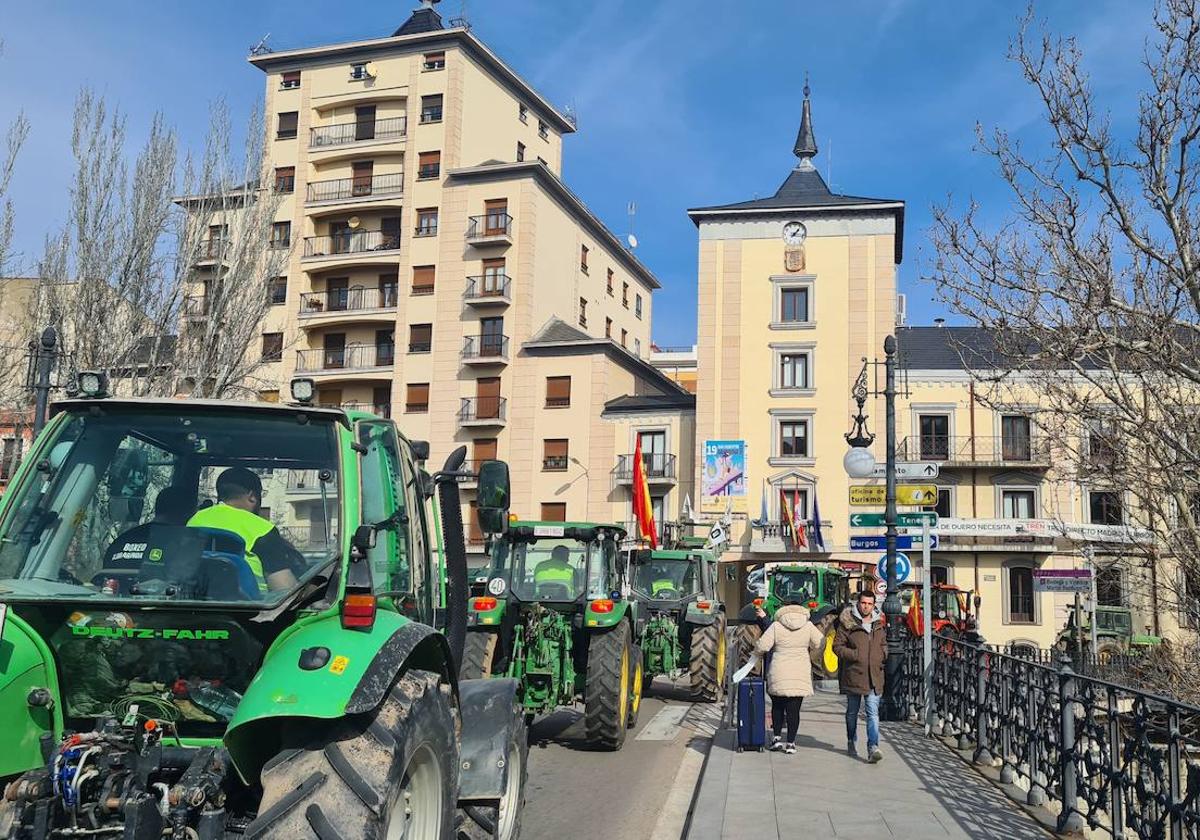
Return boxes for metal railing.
[897,434,1051,465]
[613,453,677,481]
[456,459,485,483]
[309,116,407,149]
[466,213,513,240]
[459,397,507,423]
[295,344,395,373]
[306,172,404,203]
[299,286,398,314]
[900,635,1200,837]
[182,296,209,317]
[201,238,227,260]
[462,334,509,361]
[543,455,569,471]
[303,230,400,258]
[464,275,511,302]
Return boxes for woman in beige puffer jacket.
[754,603,826,753]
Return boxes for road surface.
[521,676,719,840]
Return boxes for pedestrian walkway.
[685,689,1051,840]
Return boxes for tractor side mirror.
[352,524,377,555]
[476,459,510,535]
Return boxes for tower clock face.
[782,221,806,245]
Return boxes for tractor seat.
[536,582,573,601]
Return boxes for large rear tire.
[734,623,763,677]
[584,621,632,750]
[689,617,727,702]
[461,631,499,680]
[455,714,528,840]
[627,645,645,730]
[247,668,457,840]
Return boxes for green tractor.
[0,388,528,840]
[461,521,643,750]
[628,548,726,702]
[733,563,850,678]
[1056,605,1163,656]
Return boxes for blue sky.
[0,0,1155,346]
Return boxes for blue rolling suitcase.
[735,676,768,752]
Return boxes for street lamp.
[844,363,877,477]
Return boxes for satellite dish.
[348,216,362,229]
[363,62,377,79]
[627,234,638,250]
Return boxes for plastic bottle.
[186,681,242,720]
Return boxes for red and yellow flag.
[632,436,658,548]
[780,489,807,549]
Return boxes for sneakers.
[847,740,858,758]
[784,742,796,755]
[769,736,785,752]
[868,746,883,763]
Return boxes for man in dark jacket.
[832,590,887,762]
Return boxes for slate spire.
[792,75,818,169]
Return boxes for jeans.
[845,691,880,749]
[770,695,803,742]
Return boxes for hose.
[437,446,469,670]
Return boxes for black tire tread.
[461,631,499,680]
[584,622,631,750]
[305,804,348,840]
[689,618,725,702]
[735,623,763,678]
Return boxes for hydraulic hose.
[437,445,469,670]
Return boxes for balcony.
[459,397,507,427]
[302,230,400,262]
[182,295,209,319]
[461,335,509,365]
[897,435,1052,469]
[465,213,513,246]
[306,172,404,205]
[298,287,398,322]
[195,238,228,265]
[613,453,677,485]
[309,116,407,150]
[456,459,485,487]
[464,275,511,306]
[543,455,569,472]
[295,344,395,375]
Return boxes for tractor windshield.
[633,557,701,601]
[932,589,963,621]
[487,537,607,602]
[772,570,818,603]
[0,406,341,607]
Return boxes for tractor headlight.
[290,377,316,405]
[76,371,109,399]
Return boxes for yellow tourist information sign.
[849,484,938,506]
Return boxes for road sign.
[877,553,912,583]
[1033,569,1092,593]
[874,579,888,596]
[850,534,938,552]
[849,512,939,528]
[849,484,939,506]
[869,462,940,479]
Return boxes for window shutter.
[546,376,571,406]
[544,439,568,458]
[406,383,430,411]
[277,112,298,137]
[412,265,435,293]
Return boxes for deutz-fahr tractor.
[0,385,527,840]
[1057,605,1162,656]
[628,548,726,702]
[461,521,642,750]
[734,563,850,679]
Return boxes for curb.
[680,723,733,840]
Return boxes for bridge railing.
[900,635,1200,837]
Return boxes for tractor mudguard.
[224,611,455,783]
[734,604,758,625]
[684,603,719,626]
[585,599,629,629]
[457,677,521,801]
[0,611,63,778]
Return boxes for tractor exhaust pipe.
[436,446,469,670]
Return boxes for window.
[268,276,287,305]
[381,215,402,248]
[409,323,432,353]
[918,414,950,460]
[579,297,588,327]
[354,105,377,141]
[541,502,567,522]
[1088,418,1119,466]
[635,294,643,319]
[274,166,295,194]
[546,376,571,408]
[779,353,809,389]
[1008,566,1035,623]
[1096,566,1124,606]
[538,119,549,140]
[518,104,528,123]
[483,199,509,234]
[1002,489,1036,519]
[270,221,291,249]
[349,62,370,80]
[622,282,629,308]
[634,338,641,357]
[420,94,444,124]
[780,287,809,323]
[1001,415,1033,461]
[930,566,950,587]
[607,269,614,295]
[418,151,441,180]
[473,439,498,472]
[924,488,953,519]
[481,257,506,295]
[280,71,301,90]
[779,420,809,458]
[379,273,399,307]
[376,329,396,365]
[277,111,298,139]
[517,142,525,162]
[416,207,439,236]
[620,328,627,348]
[423,51,445,71]
[543,439,569,471]
[1090,491,1124,525]
[605,317,612,338]
[412,265,435,295]
[261,332,283,362]
[406,383,430,414]
[580,244,589,273]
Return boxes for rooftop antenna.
[449,0,471,29]
[249,33,273,56]
[626,201,638,251]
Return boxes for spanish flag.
[632,436,658,548]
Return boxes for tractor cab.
[901,582,982,642]
[743,563,850,622]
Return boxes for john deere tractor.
[461,522,642,750]
[1057,605,1162,656]
[0,386,527,840]
[734,563,850,678]
[629,548,726,702]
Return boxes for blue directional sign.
[850,535,938,553]
[877,552,912,583]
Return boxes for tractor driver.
[187,467,302,593]
[533,544,576,597]
[649,563,679,598]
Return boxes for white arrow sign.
[870,462,940,479]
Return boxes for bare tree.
[928,0,1200,657]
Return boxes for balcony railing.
[896,435,1051,466]
[303,230,400,258]
[286,470,333,492]
[464,275,512,303]
[299,286,398,315]
[465,213,513,242]
[543,455,569,472]
[459,397,507,423]
[306,172,404,203]
[462,334,509,361]
[457,459,485,484]
[182,295,209,318]
[309,116,407,149]
[613,453,677,483]
[338,401,391,418]
[295,343,395,373]
[200,238,228,260]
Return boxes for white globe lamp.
[843,446,876,479]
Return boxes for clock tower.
[686,84,905,596]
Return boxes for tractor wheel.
[813,626,840,680]
[734,623,763,677]
[690,617,727,702]
[461,631,499,680]
[247,669,457,840]
[584,621,633,750]
[456,713,528,840]
[628,645,645,730]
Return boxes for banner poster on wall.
[701,439,747,513]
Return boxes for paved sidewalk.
[685,689,1050,840]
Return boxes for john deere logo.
[70,626,230,641]
[148,548,163,563]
